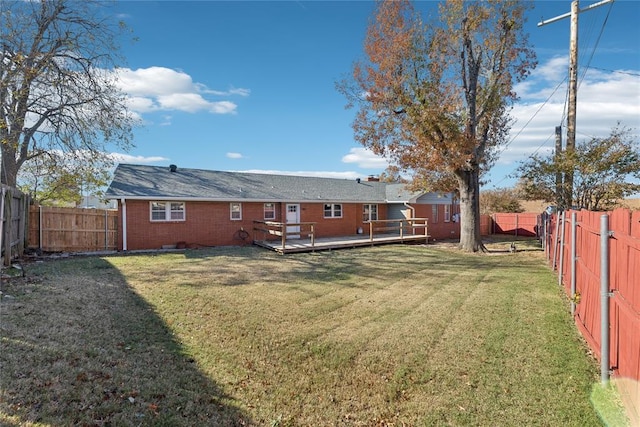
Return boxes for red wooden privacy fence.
[491,212,540,237]
[546,209,640,388]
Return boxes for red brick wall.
[117,200,390,250]
[412,204,460,240]
[119,200,263,250]
[298,203,388,238]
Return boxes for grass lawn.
[0,241,626,426]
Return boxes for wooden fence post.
[552,214,560,271]
[558,211,566,286]
[600,214,611,385]
[3,188,12,266]
[19,192,28,255]
[570,211,577,316]
[105,209,108,250]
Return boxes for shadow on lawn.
[0,257,251,426]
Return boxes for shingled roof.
[106,164,421,203]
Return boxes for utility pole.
[555,126,564,210]
[538,0,614,210]
[566,0,579,209]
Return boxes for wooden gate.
[1,185,30,265]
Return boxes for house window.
[431,205,438,223]
[324,204,342,218]
[230,203,242,220]
[444,205,451,223]
[150,201,185,222]
[264,203,276,220]
[363,204,378,221]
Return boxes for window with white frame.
[324,203,342,218]
[150,201,185,221]
[264,203,276,220]
[444,204,451,222]
[431,205,438,223]
[230,202,242,220]
[363,204,378,221]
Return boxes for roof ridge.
[107,163,410,202]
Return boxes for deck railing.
[253,220,316,252]
[254,218,430,252]
[365,218,429,243]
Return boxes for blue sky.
[110,0,640,189]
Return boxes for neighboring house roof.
[385,183,423,204]
[106,164,422,203]
[78,196,117,210]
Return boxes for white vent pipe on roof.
[121,198,127,251]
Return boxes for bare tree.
[0,0,134,187]
[338,0,536,251]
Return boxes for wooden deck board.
[254,233,430,254]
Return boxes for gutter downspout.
[121,198,127,251]
[404,202,416,236]
[403,202,415,219]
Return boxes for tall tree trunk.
[0,146,19,187]
[456,168,485,252]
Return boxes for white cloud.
[226,152,243,159]
[209,101,237,114]
[113,66,248,116]
[156,93,236,114]
[500,58,640,169]
[159,115,172,126]
[341,147,389,169]
[117,67,193,97]
[126,96,157,113]
[205,87,251,97]
[536,56,568,85]
[110,153,170,164]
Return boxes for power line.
[490,0,616,190]
[559,0,613,143]
[588,66,640,77]
[578,0,614,89]
[488,76,568,188]
[489,132,555,189]
[497,76,568,158]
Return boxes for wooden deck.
[253,218,430,254]
[253,232,430,254]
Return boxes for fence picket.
[546,208,640,386]
[28,206,118,252]
[1,185,29,265]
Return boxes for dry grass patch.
[0,244,620,426]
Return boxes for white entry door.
[286,204,301,239]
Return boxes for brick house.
[105,164,460,251]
